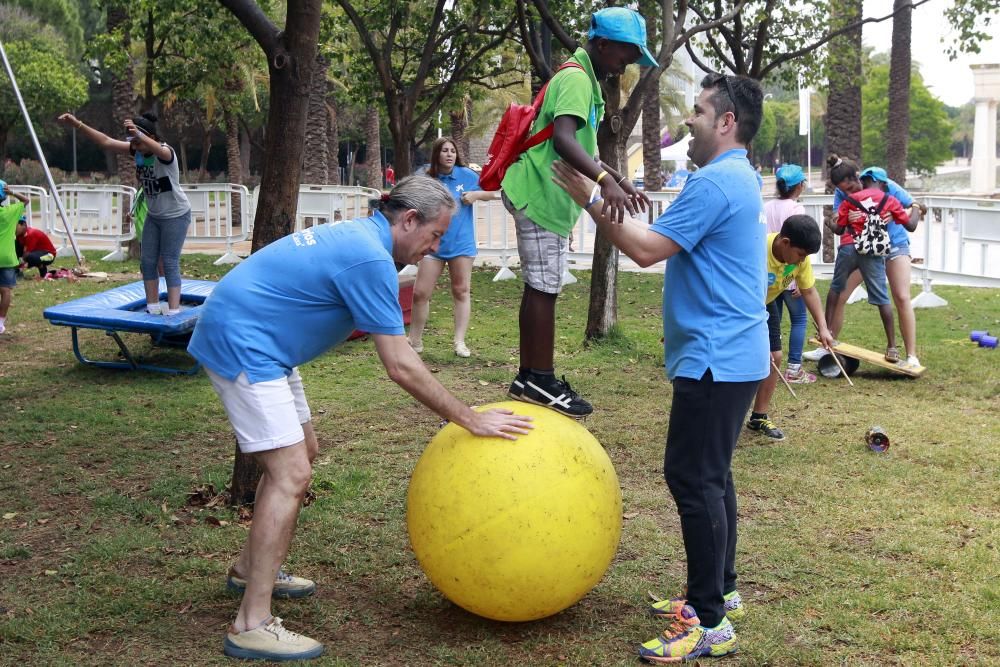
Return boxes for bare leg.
[0,286,11,320]
[448,256,473,345]
[143,279,160,307]
[752,351,782,414]
[166,286,181,310]
[877,304,896,351]
[519,285,557,370]
[408,257,445,349]
[886,256,916,358]
[231,425,317,632]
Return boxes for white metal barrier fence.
[9,185,51,232]
[181,183,251,265]
[53,184,136,261]
[250,184,381,233]
[469,190,1000,297]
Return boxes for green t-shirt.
[501,47,605,238]
[0,201,26,268]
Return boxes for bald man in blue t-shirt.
[189,176,532,662]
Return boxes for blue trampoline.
[43,279,217,375]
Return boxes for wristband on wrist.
[586,197,604,211]
[595,170,609,184]
[617,175,627,185]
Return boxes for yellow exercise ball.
[406,400,622,622]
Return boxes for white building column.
[970,64,1000,195]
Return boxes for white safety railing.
[250,184,381,234]
[181,183,251,265]
[9,185,51,231]
[53,184,135,261]
[466,189,1000,299]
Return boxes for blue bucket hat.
[860,166,889,184]
[588,8,658,68]
[775,164,805,187]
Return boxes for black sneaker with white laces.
[508,372,593,418]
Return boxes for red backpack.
[479,62,584,191]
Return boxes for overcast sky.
[863,0,1000,107]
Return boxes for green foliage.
[862,64,954,175]
[754,102,777,155]
[0,36,88,141]
[943,0,1000,59]
[688,0,831,87]
[6,0,85,57]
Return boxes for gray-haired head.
[372,175,456,224]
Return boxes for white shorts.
[205,367,312,454]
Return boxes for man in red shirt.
[15,217,57,279]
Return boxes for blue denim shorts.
[888,241,910,261]
[0,267,17,288]
[830,244,890,306]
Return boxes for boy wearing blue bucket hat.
[0,179,31,334]
[502,6,653,419]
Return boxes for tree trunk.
[302,55,328,184]
[108,2,140,259]
[640,0,663,195]
[886,0,911,185]
[364,105,382,190]
[198,127,212,181]
[224,0,323,507]
[822,0,863,262]
[225,110,243,226]
[326,95,341,185]
[586,78,626,341]
[239,123,251,177]
[448,96,471,159]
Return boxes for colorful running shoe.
[648,591,745,622]
[747,416,785,441]
[639,605,737,663]
[722,591,746,621]
[784,367,817,384]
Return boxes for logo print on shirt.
[455,184,465,194]
[292,228,317,247]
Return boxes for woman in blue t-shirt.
[408,137,498,358]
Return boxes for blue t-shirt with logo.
[432,166,481,260]
[650,148,769,383]
[188,212,404,382]
[834,178,913,247]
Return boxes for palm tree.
[822,0,863,261]
[886,0,911,184]
[303,54,329,184]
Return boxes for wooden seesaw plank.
[809,338,926,378]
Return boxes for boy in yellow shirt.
[747,215,835,440]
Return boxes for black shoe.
[508,372,593,418]
[746,417,785,441]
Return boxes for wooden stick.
[827,347,855,387]
[811,324,855,388]
[772,357,797,398]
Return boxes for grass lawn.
[1,251,998,666]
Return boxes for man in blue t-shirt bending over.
[554,74,768,663]
[188,176,532,663]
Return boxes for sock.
[165,308,182,316]
[750,412,767,422]
[146,302,161,314]
[528,368,555,377]
[787,363,801,372]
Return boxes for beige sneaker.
[454,341,471,358]
[227,567,316,598]
[223,616,323,661]
[408,337,424,354]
